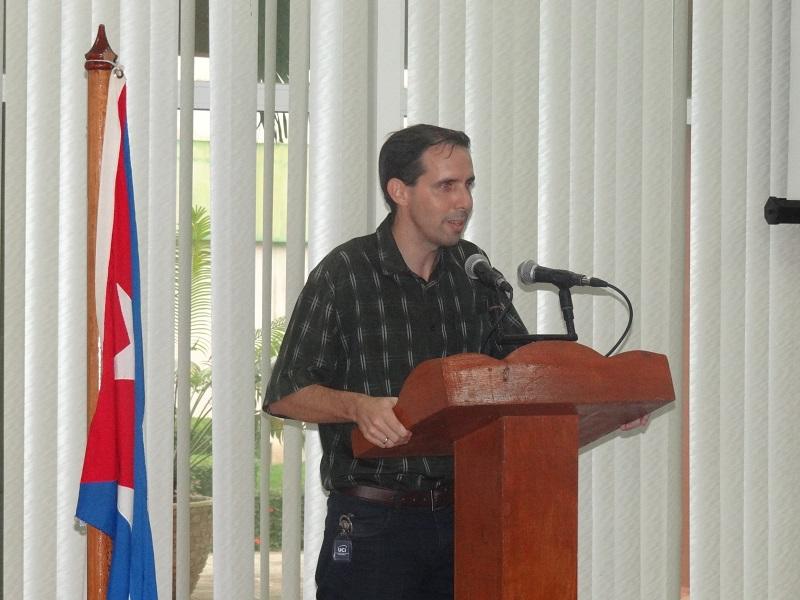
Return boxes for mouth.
[445,212,469,233]
[446,218,466,233]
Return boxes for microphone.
[517,260,608,288]
[465,254,513,294]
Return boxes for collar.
[375,213,444,281]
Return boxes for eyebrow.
[436,176,475,186]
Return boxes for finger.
[385,420,410,441]
[381,410,410,439]
[381,429,412,447]
[620,415,649,431]
[361,414,405,444]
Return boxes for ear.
[387,178,409,208]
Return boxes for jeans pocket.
[317,494,398,598]
[326,492,393,539]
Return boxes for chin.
[440,235,463,248]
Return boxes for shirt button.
[429,323,436,332]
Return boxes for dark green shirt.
[264,214,527,491]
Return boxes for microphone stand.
[498,286,579,346]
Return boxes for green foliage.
[175,204,288,496]
[253,465,305,551]
[189,451,213,497]
[255,491,303,551]
[189,207,212,354]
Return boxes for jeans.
[315,491,454,600]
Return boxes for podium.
[352,341,674,600]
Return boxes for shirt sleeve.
[263,264,342,410]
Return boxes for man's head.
[379,124,471,213]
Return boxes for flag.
[77,72,158,600]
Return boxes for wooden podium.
[352,341,674,600]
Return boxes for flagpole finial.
[85,25,118,71]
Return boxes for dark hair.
[378,124,471,212]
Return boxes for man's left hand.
[619,415,650,432]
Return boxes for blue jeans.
[315,491,454,600]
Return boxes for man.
[264,124,527,599]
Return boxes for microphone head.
[465,253,490,279]
[517,259,539,285]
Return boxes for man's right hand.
[353,395,412,448]
[267,385,412,448]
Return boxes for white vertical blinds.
[371,0,406,222]
[691,1,800,599]
[209,0,257,597]
[145,1,179,593]
[25,2,61,598]
[6,1,800,599]
[259,1,278,597]
[740,3,772,596]
[283,0,310,598]
[641,2,686,597]
[462,0,493,253]
[536,0,572,331]
[57,3,91,599]
[508,0,540,329]
[585,4,614,597]
[175,0,196,596]
[407,1,439,125]
[438,0,466,129]
[766,2,800,596]
[3,0,27,597]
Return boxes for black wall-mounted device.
[764,196,800,225]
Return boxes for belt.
[337,484,453,510]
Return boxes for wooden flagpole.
[84,24,117,600]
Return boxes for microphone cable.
[604,282,633,357]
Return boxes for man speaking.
[264,124,527,600]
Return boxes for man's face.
[392,143,475,250]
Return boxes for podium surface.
[352,341,674,599]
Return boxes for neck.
[391,218,439,281]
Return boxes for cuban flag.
[76,72,158,599]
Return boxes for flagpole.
[85,24,117,600]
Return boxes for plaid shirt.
[264,214,527,491]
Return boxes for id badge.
[332,536,352,562]
[332,514,353,562]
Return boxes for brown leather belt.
[337,484,453,510]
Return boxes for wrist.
[343,391,367,422]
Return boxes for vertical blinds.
[6,1,800,599]
[208,0,257,597]
[691,1,800,599]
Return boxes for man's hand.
[619,414,650,432]
[353,396,412,448]
[267,385,412,447]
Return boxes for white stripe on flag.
[95,74,125,345]
[117,484,134,527]
[114,284,135,381]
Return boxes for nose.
[455,184,473,210]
